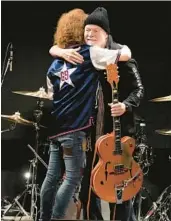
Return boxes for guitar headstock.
[106,64,119,87]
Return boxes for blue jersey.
[47,44,103,138]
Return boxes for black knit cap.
[84,7,110,34]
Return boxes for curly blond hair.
[53,9,88,48]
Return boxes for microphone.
[9,43,13,71]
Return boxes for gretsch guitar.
[91,64,143,203]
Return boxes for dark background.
[1,1,171,210]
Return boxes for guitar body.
[92,132,143,203]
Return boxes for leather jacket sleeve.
[121,59,144,112]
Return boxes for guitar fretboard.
[112,85,122,155]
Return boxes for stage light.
[24,172,31,179]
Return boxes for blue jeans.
[39,131,86,220]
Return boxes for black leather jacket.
[98,35,144,137]
[100,58,144,137]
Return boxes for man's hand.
[61,47,84,65]
[108,102,126,117]
[49,45,84,65]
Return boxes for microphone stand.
[1,43,12,87]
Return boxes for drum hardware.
[2,94,48,220]
[1,143,48,220]
[1,111,46,132]
[26,95,47,220]
[150,94,171,102]
[1,111,33,134]
[27,144,48,169]
[134,121,154,221]
[2,136,47,221]
[1,190,30,218]
[1,143,47,221]
[135,122,154,174]
[149,94,171,136]
[1,122,17,134]
[1,112,34,126]
[12,87,50,100]
[143,185,171,221]
[155,129,171,136]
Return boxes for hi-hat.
[1,111,46,128]
[13,87,50,100]
[1,111,34,126]
[150,95,171,102]
[155,129,171,136]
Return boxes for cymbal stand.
[1,148,47,220]
[1,160,33,218]
[6,99,47,221]
[2,100,47,220]
[28,98,45,220]
[1,189,30,218]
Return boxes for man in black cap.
[50,7,131,63]
[49,7,143,221]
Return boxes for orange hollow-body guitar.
[91,64,143,203]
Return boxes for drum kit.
[1,90,171,221]
[1,87,50,130]
[133,94,171,221]
[1,87,50,221]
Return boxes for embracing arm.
[49,45,84,65]
[90,46,120,69]
[49,44,131,64]
[49,45,60,57]
[119,45,131,61]
[107,35,131,61]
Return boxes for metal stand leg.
[2,188,30,218]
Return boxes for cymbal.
[1,111,34,126]
[155,129,171,136]
[150,95,171,102]
[13,87,50,100]
[1,112,47,128]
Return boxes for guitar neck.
[112,85,122,154]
